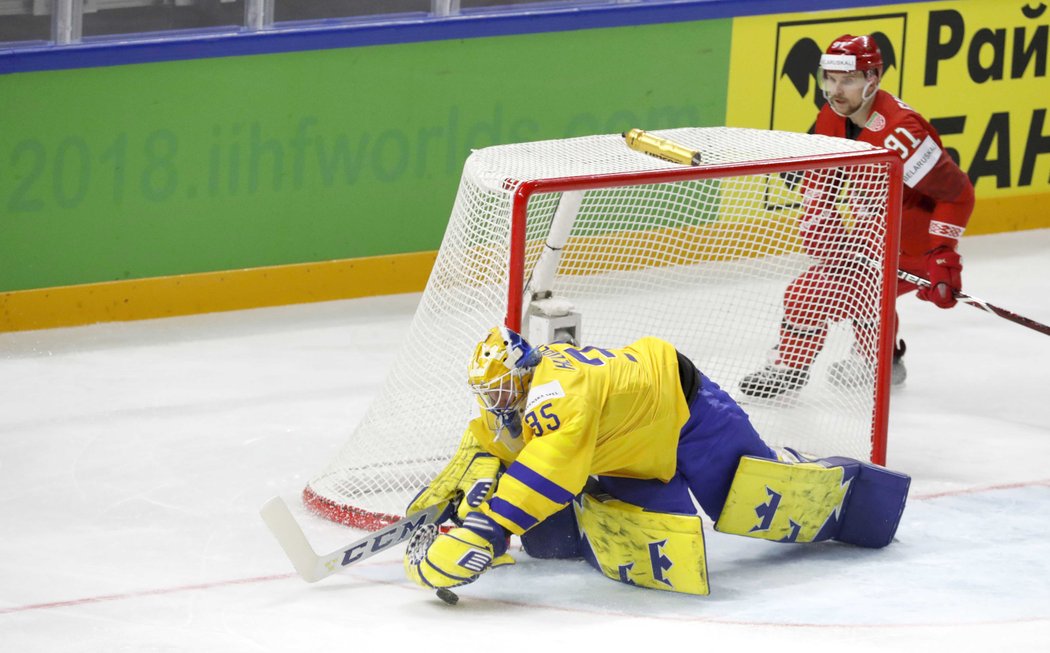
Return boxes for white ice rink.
[2,229,1048,652]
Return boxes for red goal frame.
[504,151,903,466]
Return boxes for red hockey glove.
[916,247,962,309]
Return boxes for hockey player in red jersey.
[740,33,975,398]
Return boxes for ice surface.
[1,230,1048,652]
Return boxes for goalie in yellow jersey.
[404,326,910,596]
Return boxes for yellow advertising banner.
[727,1,1050,233]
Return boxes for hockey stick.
[897,269,1050,336]
[260,496,451,583]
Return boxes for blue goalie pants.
[522,373,774,558]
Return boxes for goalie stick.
[897,268,1050,336]
[260,496,452,584]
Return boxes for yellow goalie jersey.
[474,337,691,535]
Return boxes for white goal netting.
[305,127,899,529]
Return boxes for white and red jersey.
[814,89,974,262]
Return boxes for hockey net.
[304,127,902,530]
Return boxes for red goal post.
[304,127,903,531]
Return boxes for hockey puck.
[435,588,459,605]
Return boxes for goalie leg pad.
[714,456,858,543]
[713,456,909,548]
[823,456,910,548]
[574,492,709,596]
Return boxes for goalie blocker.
[523,455,909,596]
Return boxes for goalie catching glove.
[407,430,503,525]
[404,511,514,589]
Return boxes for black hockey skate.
[739,365,810,398]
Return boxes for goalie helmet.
[467,326,540,416]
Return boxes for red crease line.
[0,572,296,615]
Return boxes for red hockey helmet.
[820,34,884,74]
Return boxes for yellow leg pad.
[574,493,709,596]
[714,456,853,543]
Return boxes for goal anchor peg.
[622,128,702,166]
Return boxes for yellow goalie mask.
[467,326,540,419]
